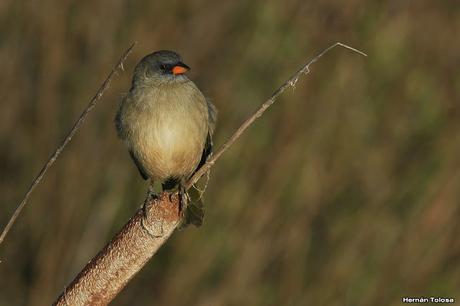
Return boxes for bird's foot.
[146,184,158,200]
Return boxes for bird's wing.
[115,94,149,180]
[181,133,212,229]
[180,102,216,228]
[114,93,129,139]
[206,98,217,136]
[129,150,149,180]
[193,97,217,172]
[195,132,213,172]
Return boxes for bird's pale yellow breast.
[120,80,208,181]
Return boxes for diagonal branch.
[53,42,366,306]
[53,193,181,306]
[0,42,137,247]
[185,42,366,189]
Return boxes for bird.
[115,50,216,227]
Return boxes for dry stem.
[0,42,136,247]
[185,42,366,189]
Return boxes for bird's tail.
[179,187,205,229]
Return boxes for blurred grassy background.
[1,1,459,305]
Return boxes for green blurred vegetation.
[1,1,459,305]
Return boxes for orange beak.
[172,63,190,75]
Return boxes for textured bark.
[53,192,180,306]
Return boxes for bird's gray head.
[132,50,190,86]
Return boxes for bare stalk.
[52,42,366,306]
[0,42,136,247]
[185,42,366,189]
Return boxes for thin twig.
[185,42,366,189]
[0,42,137,247]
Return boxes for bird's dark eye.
[160,64,173,74]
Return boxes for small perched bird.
[115,50,216,226]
